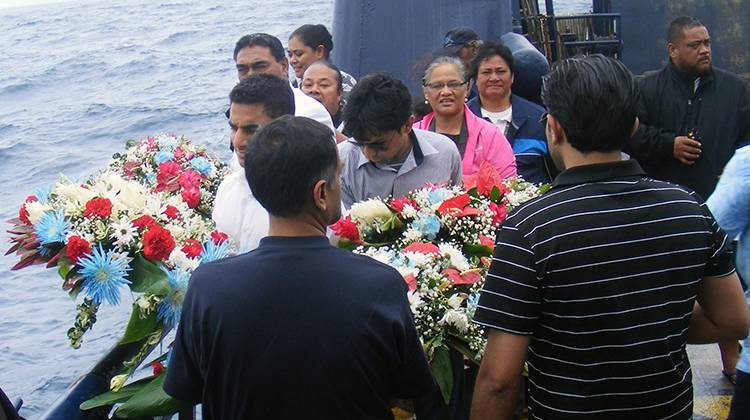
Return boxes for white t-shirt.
[481,106,513,135]
[212,169,269,253]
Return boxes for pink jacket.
[414,105,517,179]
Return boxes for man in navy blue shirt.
[164,115,436,419]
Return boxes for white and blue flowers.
[189,156,212,175]
[154,150,174,165]
[78,244,132,305]
[199,239,231,264]
[157,268,190,330]
[413,215,441,240]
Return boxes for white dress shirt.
[212,169,269,253]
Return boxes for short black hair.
[541,54,639,153]
[233,33,286,62]
[229,73,295,118]
[470,41,514,81]
[290,24,334,59]
[667,16,705,43]
[245,115,338,217]
[342,73,412,140]
[306,60,343,94]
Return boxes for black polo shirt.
[473,159,734,419]
[164,236,436,419]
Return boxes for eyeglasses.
[539,112,549,125]
[424,81,467,91]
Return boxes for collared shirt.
[211,169,268,253]
[338,128,462,208]
[473,159,734,420]
[164,236,436,419]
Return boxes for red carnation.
[330,216,361,244]
[178,169,202,189]
[132,215,158,231]
[83,197,112,219]
[151,361,164,376]
[142,225,176,261]
[18,195,38,225]
[181,239,203,258]
[210,230,228,245]
[66,235,92,264]
[181,187,201,209]
[163,205,181,220]
[155,161,181,193]
[390,197,419,213]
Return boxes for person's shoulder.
[414,128,456,149]
[292,87,334,126]
[712,66,748,87]
[337,139,360,157]
[335,249,407,290]
[511,94,544,115]
[189,253,249,288]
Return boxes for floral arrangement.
[331,163,547,402]
[5,134,230,417]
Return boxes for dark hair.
[541,54,639,153]
[469,41,514,81]
[229,73,295,118]
[290,24,334,59]
[667,16,705,43]
[306,60,343,94]
[245,115,338,217]
[342,73,412,140]
[233,33,286,62]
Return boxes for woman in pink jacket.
[414,56,516,179]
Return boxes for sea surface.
[0,0,587,417]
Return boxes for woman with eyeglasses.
[414,56,516,179]
[287,24,356,95]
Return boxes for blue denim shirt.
[706,145,750,373]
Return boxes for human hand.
[673,136,702,165]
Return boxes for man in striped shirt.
[470,55,750,420]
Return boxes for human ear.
[312,179,328,211]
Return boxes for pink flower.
[403,274,417,292]
[443,268,483,286]
[489,202,507,226]
[390,197,419,213]
[122,161,140,178]
[463,161,506,197]
[330,216,361,244]
[181,187,201,209]
[173,147,185,161]
[403,242,441,255]
[178,169,202,189]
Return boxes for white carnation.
[439,243,471,272]
[404,251,432,268]
[442,309,470,332]
[349,199,392,224]
[25,201,53,225]
[168,249,199,272]
[447,293,466,309]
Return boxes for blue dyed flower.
[159,137,178,150]
[78,245,132,305]
[189,156,212,175]
[157,268,190,330]
[34,210,69,245]
[199,240,231,263]
[145,173,156,183]
[428,188,450,205]
[467,293,480,317]
[34,186,52,203]
[413,215,441,240]
[154,150,174,165]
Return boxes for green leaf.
[114,373,192,418]
[431,345,454,405]
[446,338,481,364]
[490,186,501,202]
[80,376,153,410]
[120,305,159,345]
[57,259,73,280]
[130,254,169,295]
[539,183,552,194]
[464,243,493,258]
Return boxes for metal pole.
[544,0,557,61]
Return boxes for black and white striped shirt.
[473,160,734,420]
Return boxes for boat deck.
[689,344,736,419]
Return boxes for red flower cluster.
[330,216,361,244]
[463,161,506,196]
[132,215,158,231]
[143,225,176,261]
[178,169,202,189]
[181,239,203,258]
[66,235,92,264]
[163,205,181,220]
[181,187,200,209]
[83,197,113,219]
[210,230,228,245]
[489,201,508,226]
[18,195,38,225]
[443,268,483,286]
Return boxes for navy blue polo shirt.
[164,236,436,419]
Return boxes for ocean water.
[0,0,586,417]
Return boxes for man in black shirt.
[626,15,750,384]
[470,55,749,419]
[164,116,436,419]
